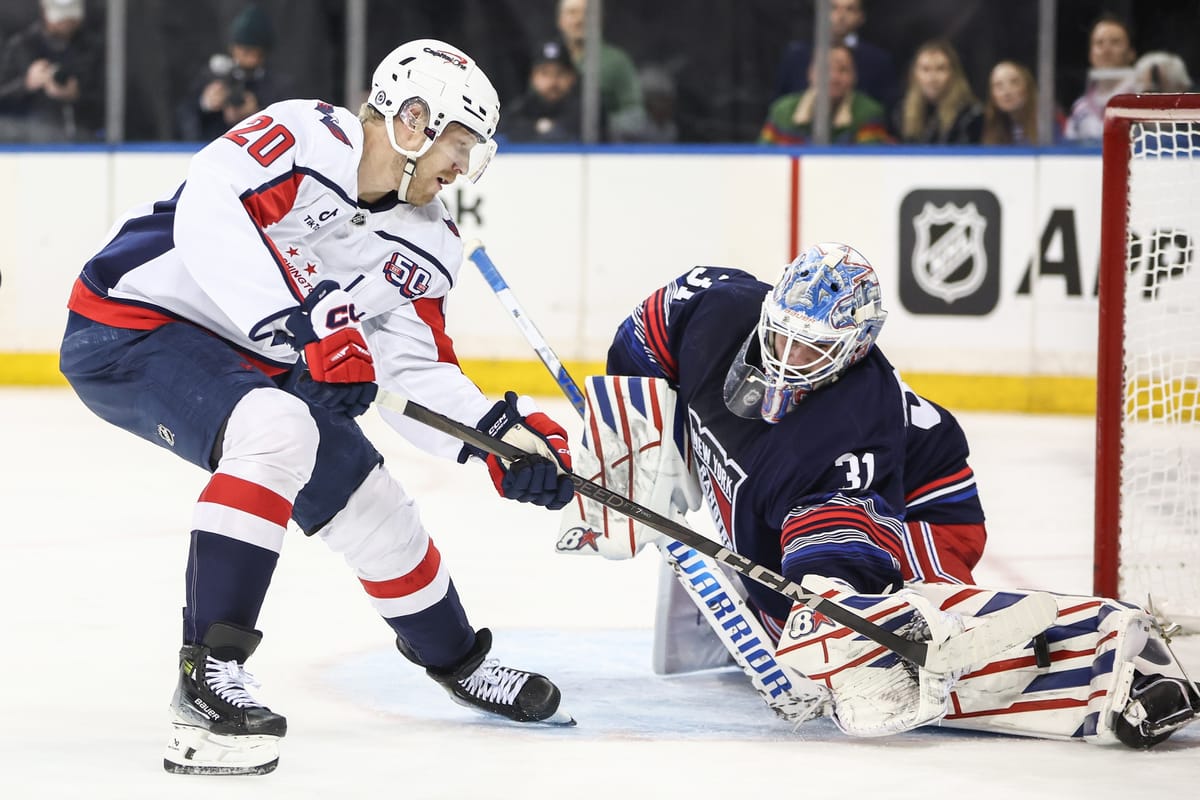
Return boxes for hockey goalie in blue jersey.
[560,242,1198,746]
[60,40,575,777]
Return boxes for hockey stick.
[468,240,823,720]
[375,390,1057,675]
[466,240,587,416]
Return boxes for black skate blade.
[163,757,279,776]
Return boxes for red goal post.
[1096,93,1200,628]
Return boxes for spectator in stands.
[0,0,104,142]
[611,65,678,143]
[894,40,982,145]
[175,3,291,142]
[982,60,1062,146]
[502,39,582,143]
[759,44,890,146]
[1064,14,1136,144]
[555,0,645,138]
[772,0,898,115]
[1123,51,1193,93]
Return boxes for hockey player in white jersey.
[59,40,575,776]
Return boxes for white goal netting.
[1118,117,1200,627]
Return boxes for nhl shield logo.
[899,189,1001,315]
[911,201,988,303]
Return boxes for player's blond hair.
[358,103,384,124]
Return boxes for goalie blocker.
[558,375,1200,745]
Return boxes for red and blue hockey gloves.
[284,280,378,417]
[458,392,574,510]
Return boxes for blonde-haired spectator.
[895,40,982,145]
[982,61,1063,145]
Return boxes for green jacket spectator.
[759,90,889,145]
[557,0,644,136]
[759,44,890,145]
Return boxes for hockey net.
[1096,94,1200,631]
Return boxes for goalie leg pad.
[774,575,965,737]
[556,376,700,559]
[908,583,1199,746]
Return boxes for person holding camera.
[0,0,105,142]
[176,3,291,142]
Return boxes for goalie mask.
[724,243,887,424]
[369,39,500,198]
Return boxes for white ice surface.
[1,389,1196,799]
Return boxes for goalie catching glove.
[283,280,377,417]
[459,391,573,510]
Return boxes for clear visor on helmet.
[463,135,497,183]
[756,305,860,422]
[384,101,498,185]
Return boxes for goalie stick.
[468,240,823,720]
[375,390,1058,675]
[466,240,587,416]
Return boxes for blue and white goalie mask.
[727,243,887,424]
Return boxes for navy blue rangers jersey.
[607,267,982,622]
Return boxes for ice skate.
[399,628,575,725]
[163,622,287,775]
[1114,673,1200,749]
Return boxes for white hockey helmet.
[369,39,501,191]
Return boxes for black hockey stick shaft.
[376,390,930,667]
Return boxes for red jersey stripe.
[413,297,461,366]
[242,172,304,229]
[68,279,289,377]
[68,278,175,330]
[906,466,974,502]
[641,290,677,379]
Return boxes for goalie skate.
[400,628,575,726]
[1115,673,1200,748]
[162,622,286,776]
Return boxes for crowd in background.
[0,0,1196,147]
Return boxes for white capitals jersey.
[68,98,491,458]
[313,194,493,459]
